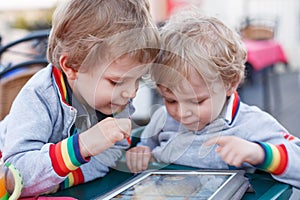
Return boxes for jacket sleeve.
[52,135,125,190]
[1,85,69,196]
[244,108,300,189]
[1,83,117,196]
[254,136,300,189]
[139,106,167,149]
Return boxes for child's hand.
[205,136,265,167]
[79,117,131,158]
[126,146,151,173]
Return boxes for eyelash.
[165,99,177,104]
[193,101,202,105]
[110,80,123,86]
[165,99,203,105]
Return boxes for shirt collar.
[224,91,240,125]
[52,66,70,105]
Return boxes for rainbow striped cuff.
[50,134,89,177]
[0,191,9,200]
[255,142,288,175]
[60,167,84,189]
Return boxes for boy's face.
[74,56,146,115]
[158,69,227,131]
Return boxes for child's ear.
[226,82,239,96]
[59,55,77,80]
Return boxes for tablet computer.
[96,169,250,200]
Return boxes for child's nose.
[122,87,137,99]
[178,106,192,118]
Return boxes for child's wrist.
[253,141,269,168]
[252,142,265,165]
[78,134,91,158]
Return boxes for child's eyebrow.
[184,94,209,101]
[166,91,208,101]
[106,74,122,80]
[106,70,144,80]
[105,73,130,80]
[158,85,209,101]
[158,89,175,98]
[161,92,175,99]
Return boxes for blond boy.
[0,0,159,197]
[126,8,300,189]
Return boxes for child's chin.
[110,104,126,113]
[95,107,114,115]
[184,124,203,131]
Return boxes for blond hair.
[152,8,247,91]
[47,0,160,70]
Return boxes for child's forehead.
[159,84,209,101]
[159,76,208,97]
[103,56,148,78]
[112,57,140,69]
[158,68,225,100]
[177,69,208,88]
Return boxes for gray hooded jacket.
[0,64,132,196]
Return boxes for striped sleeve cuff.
[255,142,288,175]
[49,134,90,177]
[60,167,84,189]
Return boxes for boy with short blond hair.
[126,8,300,189]
[0,0,160,197]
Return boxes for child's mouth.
[110,103,127,111]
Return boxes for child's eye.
[191,99,204,105]
[193,101,202,105]
[165,99,177,104]
[110,80,123,86]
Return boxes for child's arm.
[126,146,152,173]
[205,135,300,189]
[51,117,131,189]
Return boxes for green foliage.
[12,7,55,30]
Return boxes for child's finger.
[204,136,231,147]
[136,151,144,172]
[204,136,220,146]
[115,118,131,136]
[142,148,151,170]
[126,150,136,173]
[126,147,150,173]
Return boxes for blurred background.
[0,0,299,199]
[0,0,299,68]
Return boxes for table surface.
[50,162,292,200]
[243,39,288,71]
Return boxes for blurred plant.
[12,6,55,30]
